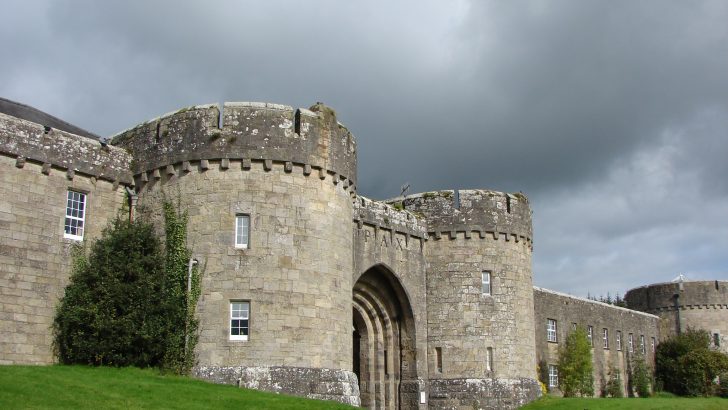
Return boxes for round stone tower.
[403,190,540,409]
[112,102,359,404]
[625,280,728,353]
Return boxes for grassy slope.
[0,365,355,409]
[520,395,728,410]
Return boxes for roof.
[0,97,100,140]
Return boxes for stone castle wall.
[534,287,659,396]
[2,99,725,409]
[0,112,131,364]
[113,103,359,405]
[404,190,540,409]
[625,281,728,354]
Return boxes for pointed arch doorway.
[352,264,418,409]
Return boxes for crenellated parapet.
[0,112,133,185]
[626,280,728,311]
[111,102,356,190]
[353,196,428,240]
[401,189,532,245]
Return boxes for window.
[435,347,443,373]
[230,301,249,340]
[651,337,656,352]
[486,347,494,372]
[628,333,634,353]
[547,319,557,342]
[548,365,558,388]
[616,331,622,351]
[587,326,594,347]
[603,328,609,349]
[482,271,491,295]
[572,323,577,331]
[640,335,646,354]
[235,214,250,248]
[64,190,86,240]
[714,333,721,348]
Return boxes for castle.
[1,97,726,409]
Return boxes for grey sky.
[2,0,727,297]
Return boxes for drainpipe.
[185,258,199,356]
[125,186,137,222]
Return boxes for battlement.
[354,195,428,239]
[111,102,356,188]
[625,280,728,311]
[400,189,532,243]
[0,112,133,184]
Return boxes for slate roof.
[0,97,100,140]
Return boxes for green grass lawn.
[520,394,728,410]
[0,365,355,409]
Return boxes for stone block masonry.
[2,99,724,409]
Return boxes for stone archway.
[353,264,417,409]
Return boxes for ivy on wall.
[53,198,201,374]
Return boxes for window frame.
[603,328,609,349]
[587,325,594,347]
[235,214,250,249]
[616,331,622,351]
[548,364,559,388]
[481,271,491,295]
[64,190,87,241]
[486,346,494,372]
[547,319,558,343]
[628,333,634,353]
[640,335,646,354]
[229,301,250,341]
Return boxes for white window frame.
[230,301,250,341]
[235,214,250,249]
[548,364,558,388]
[616,331,622,351]
[547,319,557,343]
[651,337,656,352]
[628,333,634,353]
[482,271,491,295]
[587,325,594,347]
[64,190,86,240]
[603,328,609,349]
[640,335,646,354]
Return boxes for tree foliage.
[53,218,166,366]
[558,327,594,397]
[629,352,652,397]
[604,365,624,398]
[656,328,728,396]
[53,200,201,374]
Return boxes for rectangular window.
[547,319,557,343]
[587,326,594,347]
[230,301,249,340]
[482,271,491,295]
[652,337,656,352]
[628,333,634,353]
[572,322,577,331]
[486,347,494,372]
[435,347,443,373]
[640,335,646,354]
[616,331,622,351]
[548,364,558,388]
[714,333,721,347]
[64,190,86,240]
[384,350,389,375]
[603,328,609,349]
[235,214,250,249]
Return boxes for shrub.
[53,218,166,367]
[558,327,594,397]
[605,366,624,398]
[656,328,728,396]
[630,352,651,397]
[53,200,201,374]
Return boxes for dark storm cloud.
[1,0,726,295]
